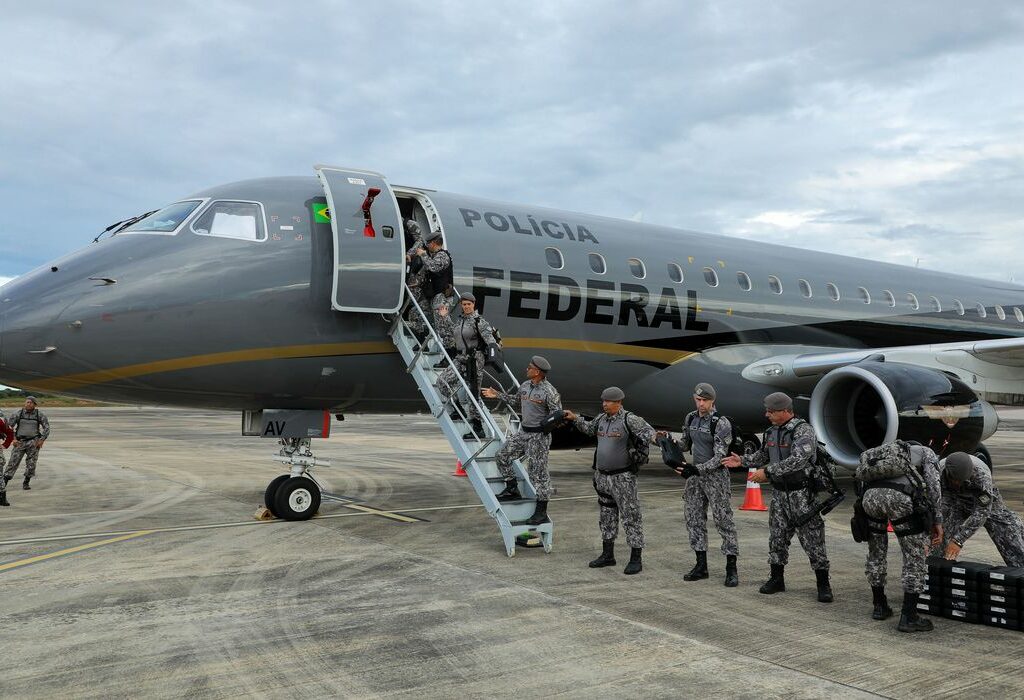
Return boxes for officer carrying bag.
[850,498,871,543]
[793,439,846,527]
[657,435,698,477]
[540,409,567,434]
[855,440,933,537]
[856,441,913,483]
[474,317,503,371]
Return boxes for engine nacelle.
[809,361,998,468]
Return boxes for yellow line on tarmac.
[0,530,153,574]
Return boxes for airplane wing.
[742,336,1024,402]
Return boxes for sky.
[2,1,1023,283]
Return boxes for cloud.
[1,1,1023,284]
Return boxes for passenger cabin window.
[668,262,684,283]
[995,305,1006,321]
[798,279,812,298]
[768,276,783,295]
[953,299,965,316]
[737,271,752,291]
[122,200,202,234]
[975,303,987,318]
[628,258,646,279]
[858,287,871,304]
[1016,307,1024,323]
[192,201,266,241]
[882,290,895,308]
[907,293,919,310]
[930,296,942,312]
[703,267,719,287]
[545,247,564,270]
[589,253,606,274]
[827,283,840,301]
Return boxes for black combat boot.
[495,479,522,502]
[434,349,455,369]
[0,491,9,506]
[623,547,643,575]
[22,478,31,491]
[683,551,709,581]
[589,540,616,568]
[759,564,786,594]
[815,568,834,603]
[897,592,934,633]
[872,585,893,620]
[525,500,549,525]
[462,419,484,440]
[724,555,739,588]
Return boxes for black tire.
[742,434,761,456]
[274,477,321,521]
[974,444,993,470]
[264,475,291,517]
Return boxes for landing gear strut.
[263,438,331,521]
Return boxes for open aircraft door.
[315,165,405,313]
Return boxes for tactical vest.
[16,413,40,439]
[518,382,549,429]
[765,423,796,464]
[595,412,631,473]
[454,314,479,354]
[422,250,453,299]
[686,411,716,465]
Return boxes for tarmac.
[2,407,1024,699]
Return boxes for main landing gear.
[263,437,330,520]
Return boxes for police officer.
[566,387,657,575]
[669,383,739,587]
[403,219,430,339]
[0,410,14,506]
[415,231,455,353]
[482,356,561,526]
[858,440,943,632]
[723,392,833,602]
[937,451,1024,566]
[436,293,496,440]
[4,396,51,490]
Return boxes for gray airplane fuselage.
[2,174,1022,439]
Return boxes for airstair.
[387,284,553,556]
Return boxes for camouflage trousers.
[437,351,485,421]
[496,431,552,500]
[4,442,40,482]
[0,449,6,493]
[862,488,928,592]
[594,470,644,549]
[768,487,829,570]
[683,469,738,556]
[941,500,1024,567]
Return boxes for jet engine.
[809,361,999,468]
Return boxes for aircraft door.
[314,165,405,313]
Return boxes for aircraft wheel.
[263,475,291,517]
[974,444,993,471]
[275,477,321,521]
[742,434,761,456]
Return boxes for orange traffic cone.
[739,467,768,511]
[452,460,467,477]
[887,521,894,532]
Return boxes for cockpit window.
[191,200,267,241]
[122,200,202,234]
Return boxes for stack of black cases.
[927,557,1024,631]
[977,567,1024,631]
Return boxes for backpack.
[685,410,744,457]
[473,316,503,370]
[856,441,916,484]
[622,410,651,471]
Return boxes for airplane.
[1,165,1020,536]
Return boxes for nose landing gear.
[263,438,331,521]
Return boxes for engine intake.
[809,361,997,468]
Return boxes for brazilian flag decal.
[312,203,331,223]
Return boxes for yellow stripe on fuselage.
[20,338,696,392]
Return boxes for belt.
[770,478,809,492]
[596,466,633,476]
[522,426,543,433]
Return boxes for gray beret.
[943,452,974,481]
[530,355,551,372]
[601,386,625,401]
[763,392,793,411]
[426,230,444,243]
[24,395,38,404]
[694,383,716,400]
[459,292,476,303]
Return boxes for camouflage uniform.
[677,411,738,556]
[743,418,828,570]
[436,310,496,422]
[0,411,12,497]
[4,407,51,483]
[404,230,430,337]
[939,454,1024,567]
[863,444,943,593]
[494,379,562,500]
[575,411,656,548]
[417,247,455,349]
